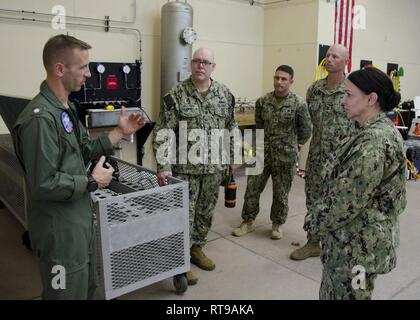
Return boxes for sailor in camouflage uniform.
[232,65,312,239]
[153,48,237,285]
[307,67,406,300]
[291,44,357,260]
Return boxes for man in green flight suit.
[12,34,146,300]
[290,44,357,260]
[153,48,238,286]
[232,65,312,239]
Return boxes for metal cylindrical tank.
[160,0,194,98]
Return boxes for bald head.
[193,47,215,63]
[191,47,216,84]
[325,44,350,74]
[329,44,349,60]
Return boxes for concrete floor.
[1,173,419,300]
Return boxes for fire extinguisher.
[224,175,237,208]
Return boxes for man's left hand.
[118,106,147,135]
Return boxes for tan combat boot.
[289,241,321,260]
[232,221,255,237]
[190,246,216,271]
[186,270,198,285]
[271,223,283,240]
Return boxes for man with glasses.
[153,48,237,286]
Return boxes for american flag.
[334,0,355,72]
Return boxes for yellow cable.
[390,70,401,93]
[394,109,406,129]
[314,58,328,81]
[407,160,420,179]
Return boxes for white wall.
[353,0,420,102]
[0,0,264,168]
[317,0,334,45]
[263,0,319,97]
[318,0,420,102]
[191,0,264,100]
[2,0,419,168]
[263,0,319,168]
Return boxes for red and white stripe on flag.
[334,0,355,72]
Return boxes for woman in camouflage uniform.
[307,68,407,300]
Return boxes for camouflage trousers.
[303,157,326,243]
[241,163,295,225]
[174,172,223,248]
[320,266,377,300]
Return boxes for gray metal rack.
[91,157,190,299]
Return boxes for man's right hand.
[157,171,172,186]
[91,156,114,188]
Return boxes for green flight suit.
[12,81,114,300]
[153,77,237,247]
[307,113,407,299]
[241,91,312,224]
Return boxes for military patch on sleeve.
[163,94,175,110]
[61,111,74,134]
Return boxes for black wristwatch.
[87,174,98,192]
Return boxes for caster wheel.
[173,274,188,293]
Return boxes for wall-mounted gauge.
[122,65,131,74]
[181,27,197,45]
[96,63,106,74]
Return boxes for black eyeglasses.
[192,59,214,67]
